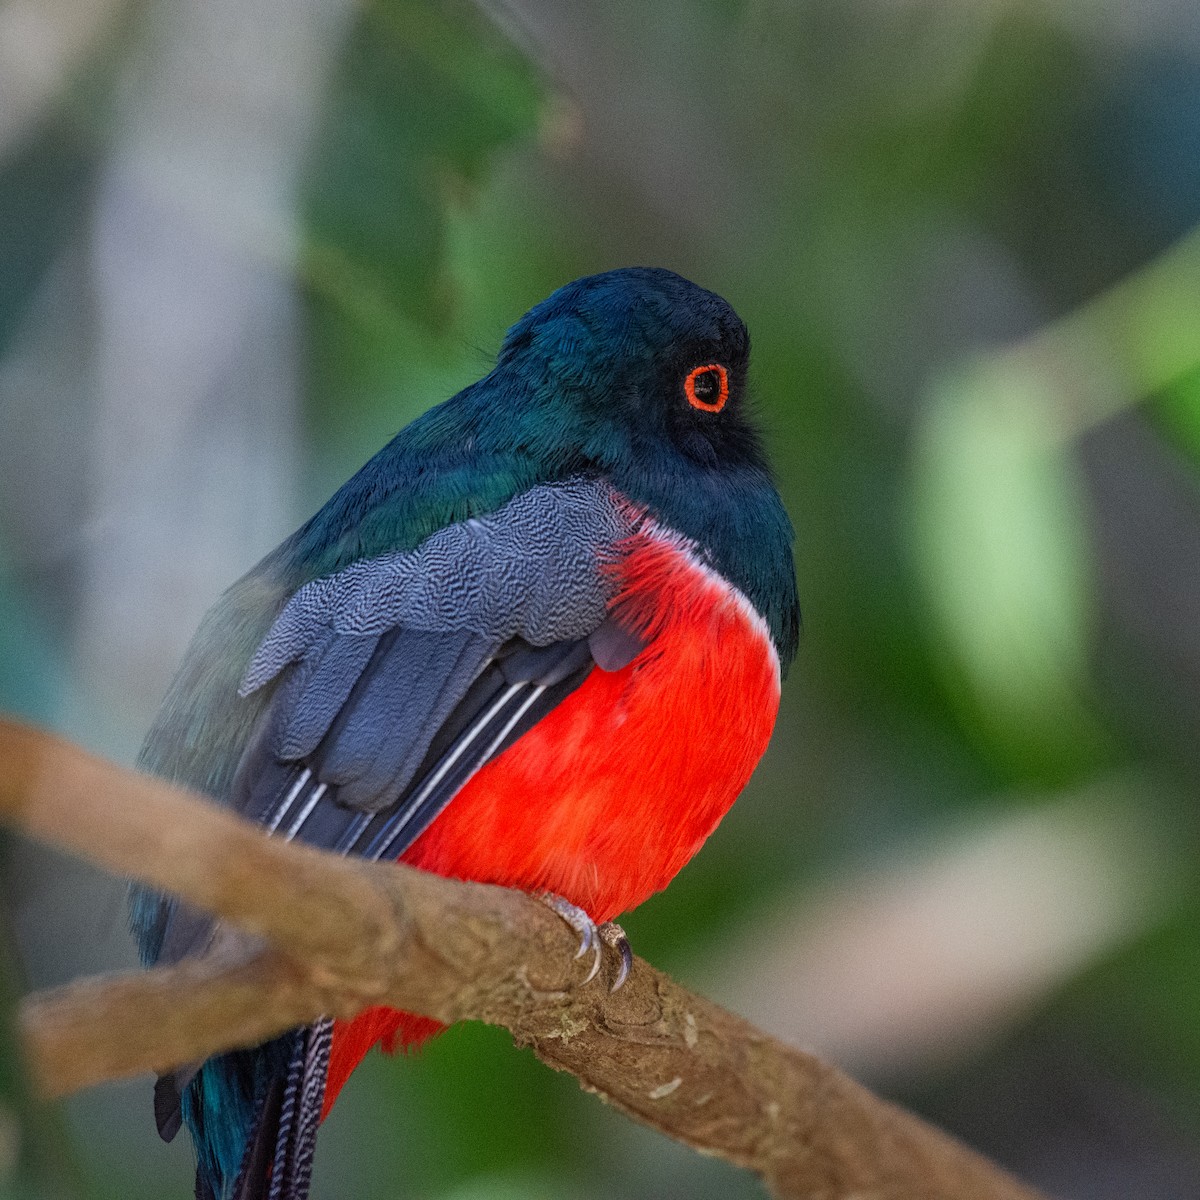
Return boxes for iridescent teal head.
[496,267,765,474]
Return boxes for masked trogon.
[132,267,800,1200]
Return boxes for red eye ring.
[684,363,729,413]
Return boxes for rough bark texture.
[1,718,1045,1200]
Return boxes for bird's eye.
[684,363,729,413]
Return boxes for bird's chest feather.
[399,522,782,923]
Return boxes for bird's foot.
[597,922,632,992]
[538,892,603,983]
[537,897,633,990]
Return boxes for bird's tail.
[169,1020,332,1200]
[233,1019,332,1200]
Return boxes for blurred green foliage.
[2,0,1200,1197]
[1157,366,1200,466]
[301,0,544,490]
[910,361,1104,777]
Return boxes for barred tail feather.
[201,1021,332,1200]
[265,1020,332,1200]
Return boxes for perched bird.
[133,267,799,1200]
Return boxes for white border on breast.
[637,516,782,690]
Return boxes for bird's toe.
[598,922,632,992]
[537,892,603,981]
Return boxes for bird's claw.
[581,940,603,986]
[538,892,599,971]
[538,896,632,990]
[598,922,632,992]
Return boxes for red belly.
[322,530,781,1115]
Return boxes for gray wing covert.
[236,477,640,857]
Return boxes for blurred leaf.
[909,359,1106,776]
[1113,223,1200,395]
[1034,220,1200,443]
[1150,363,1200,470]
[301,0,545,334]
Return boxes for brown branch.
[1,718,1045,1200]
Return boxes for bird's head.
[494,267,763,472]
